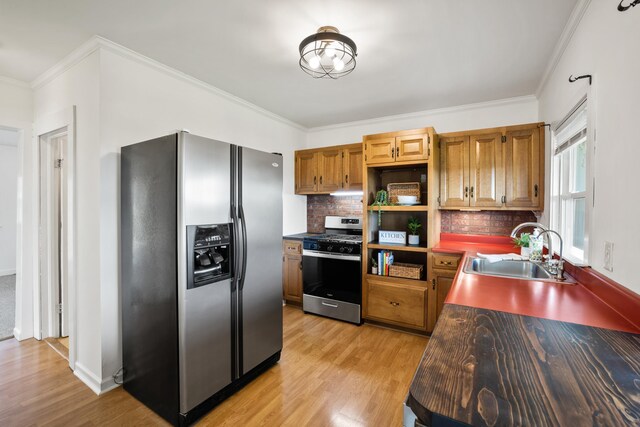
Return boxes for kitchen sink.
[464,257,557,281]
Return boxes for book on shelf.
[376,250,394,276]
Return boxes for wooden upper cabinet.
[438,123,544,211]
[343,144,363,191]
[470,132,505,208]
[295,151,317,194]
[396,134,429,162]
[440,136,470,208]
[318,149,342,192]
[505,128,541,209]
[364,128,433,165]
[294,143,363,195]
[366,137,395,164]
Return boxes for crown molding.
[0,75,30,88]
[307,95,538,133]
[536,0,592,98]
[30,35,307,131]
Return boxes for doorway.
[0,128,19,341]
[39,128,69,359]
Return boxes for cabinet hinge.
[501,135,507,143]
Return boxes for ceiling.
[0,0,578,128]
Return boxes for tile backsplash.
[307,195,363,233]
[440,210,538,236]
[306,194,535,236]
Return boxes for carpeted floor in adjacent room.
[0,275,15,340]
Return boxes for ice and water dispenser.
[186,224,232,289]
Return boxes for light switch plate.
[604,241,614,272]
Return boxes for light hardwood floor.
[0,306,428,426]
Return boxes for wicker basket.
[389,262,423,280]
[387,182,421,204]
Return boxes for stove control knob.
[327,245,333,251]
[346,247,354,253]
[339,247,345,253]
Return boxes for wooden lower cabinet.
[282,240,302,305]
[427,252,462,329]
[365,277,427,331]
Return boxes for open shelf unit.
[361,127,441,333]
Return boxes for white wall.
[0,142,18,276]
[306,96,539,148]
[33,50,103,387]
[97,46,307,389]
[0,78,34,341]
[538,1,640,294]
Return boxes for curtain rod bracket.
[569,74,592,85]
[618,0,640,11]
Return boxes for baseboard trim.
[74,362,102,395]
[0,269,16,277]
[100,376,120,394]
[12,327,21,341]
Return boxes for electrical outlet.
[604,241,614,272]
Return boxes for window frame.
[549,94,595,266]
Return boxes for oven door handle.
[302,249,361,262]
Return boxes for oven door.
[302,250,361,305]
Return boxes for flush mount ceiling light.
[299,26,357,79]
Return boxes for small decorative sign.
[379,230,406,245]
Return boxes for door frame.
[34,106,77,370]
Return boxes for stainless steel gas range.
[302,216,362,324]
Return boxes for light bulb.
[333,58,345,71]
[308,55,320,69]
[324,42,339,58]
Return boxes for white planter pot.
[520,246,531,258]
[408,235,420,245]
[372,266,378,275]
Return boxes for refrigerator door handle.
[230,206,240,291]
[238,205,248,290]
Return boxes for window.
[550,98,590,264]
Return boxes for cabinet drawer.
[366,279,426,329]
[432,253,460,270]
[283,240,302,255]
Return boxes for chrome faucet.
[510,222,565,281]
[537,229,565,281]
[510,222,553,261]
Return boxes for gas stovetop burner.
[321,234,363,244]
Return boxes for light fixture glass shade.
[299,26,357,79]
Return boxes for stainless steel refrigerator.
[121,132,283,426]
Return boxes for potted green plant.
[371,257,378,275]
[513,232,531,257]
[407,217,421,245]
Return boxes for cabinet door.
[366,278,426,330]
[365,137,395,164]
[396,134,429,162]
[440,136,470,208]
[469,133,505,208]
[343,145,363,191]
[318,148,343,192]
[282,241,302,304]
[505,128,541,208]
[295,151,317,194]
[434,270,455,320]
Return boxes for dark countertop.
[282,233,320,241]
[407,304,640,426]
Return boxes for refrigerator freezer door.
[238,147,283,374]
[178,133,233,413]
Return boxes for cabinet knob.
[396,147,400,157]
[534,184,539,197]
[432,278,436,291]
[320,176,323,185]
[465,187,469,198]
[314,176,317,185]
[389,301,400,307]
[345,174,348,183]
[470,186,474,198]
